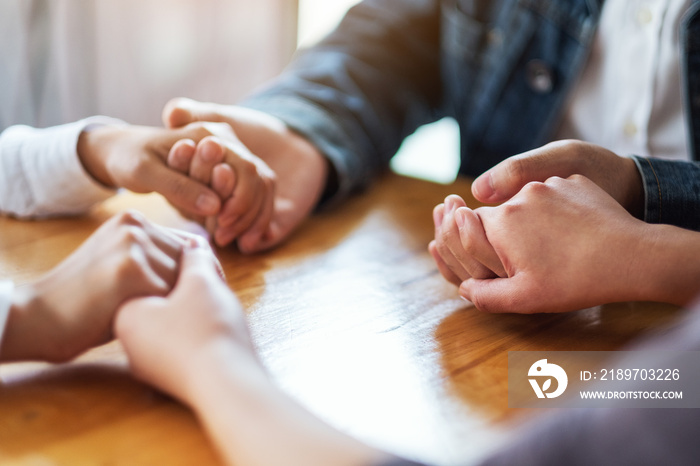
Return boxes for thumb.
[459,276,528,314]
[471,159,529,204]
[146,162,222,217]
[163,97,227,129]
[471,145,579,203]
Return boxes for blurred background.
[0,0,459,183]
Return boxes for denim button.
[526,60,554,94]
[637,7,653,25]
[487,27,503,47]
[624,121,638,137]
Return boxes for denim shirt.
[244,0,700,231]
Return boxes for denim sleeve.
[631,156,700,231]
[241,0,442,205]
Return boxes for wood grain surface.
[0,173,682,465]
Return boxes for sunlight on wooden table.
[0,173,683,466]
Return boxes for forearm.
[186,341,388,466]
[589,217,700,307]
[633,224,700,305]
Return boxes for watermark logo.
[528,359,568,399]
[510,351,700,408]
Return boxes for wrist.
[2,283,48,361]
[620,156,645,219]
[77,125,121,188]
[286,127,334,207]
[634,224,700,305]
[184,338,271,410]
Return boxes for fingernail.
[445,197,454,212]
[201,140,220,162]
[196,194,220,215]
[473,171,495,201]
[455,209,466,229]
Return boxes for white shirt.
[557,0,691,161]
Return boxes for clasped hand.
[79,97,329,254]
[430,141,649,314]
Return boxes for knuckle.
[543,175,567,188]
[116,209,145,226]
[463,209,483,235]
[428,240,438,256]
[500,201,523,218]
[445,194,463,206]
[566,139,586,152]
[521,180,548,195]
[117,157,152,192]
[188,121,208,133]
[435,239,453,262]
[566,173,587,183]
[207,121,236,138]
[460,233,477,255]
[550,138,578,151]
[557,139,587,160]
[126,153,150,175]
[185,122,215,141]
[165,176,190,201]
[119,225,149,247]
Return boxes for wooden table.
[0,173,682,466]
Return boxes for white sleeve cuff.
[0,116,123,218]
[0,281,14,357]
